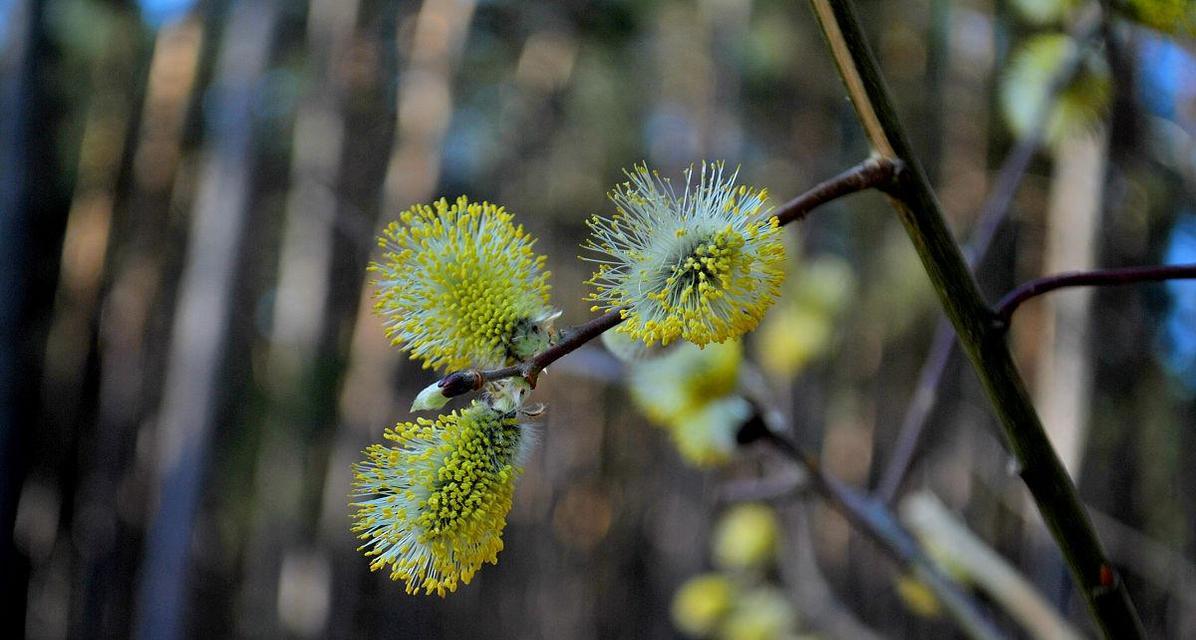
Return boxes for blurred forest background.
[2,0,1195,638]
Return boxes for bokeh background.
[2,0,1196,638]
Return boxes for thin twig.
[874,6,1105,504]
[436,309,624,396]
[807,0,1143,635]
[434,158,899,399]
[994,264,1196,329]
[772,156,899,226]
[874,323,955,503]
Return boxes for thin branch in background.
[874,320,955,503]
[805,0,1143,635]
[901,492,1085,640]
[994,264,1196,329]
[873,3,1105,505]
[776,504,887,640]
[745,423,1006,640]
[434,157,900,399]
[718,468,809,504]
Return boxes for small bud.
[439,369,483,398]
[411,381,451,412]
[508,309,562,362]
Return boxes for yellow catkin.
[627,340,751,466]
[583,163,785,348]
[371,196,553,372]
[350,402,525,596]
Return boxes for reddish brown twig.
[994,264,1196,330]
[772,156,899,226]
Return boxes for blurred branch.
[874,3,1104,505]
[435,158,900,399]
[994,264,1196,329]
[777,503,887,640]
[969,451,1196,624]
[901,492,1085,640]
[718,468,808,504]
[805,0,1143,636]
[743,422,1005,640]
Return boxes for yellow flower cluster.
[351,401,526,596]
[672,504,799,640]
[628,340,749,466]
[584,163,785,348]
[371,196,554,372]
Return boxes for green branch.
[806,0,1144,637]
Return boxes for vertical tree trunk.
[85,14,205,638]
[134,4,279,639]
[236,0,360,636]
[0,0,71,635]
[1034,131,1108,478]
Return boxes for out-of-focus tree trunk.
[236,0,361,636]
[649,1,714,171]
[26,9,143,639]
[134,4,279,639]
[1018,129,1108,609]
[1,0,71,636]
[82,14,205,639]
[1034,131,1108,479]
[0,3,38,634]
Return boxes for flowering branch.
[994,264,1196,329]
[380,156,980,631]
[807,0,1144,636]
[433,158,900,400]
